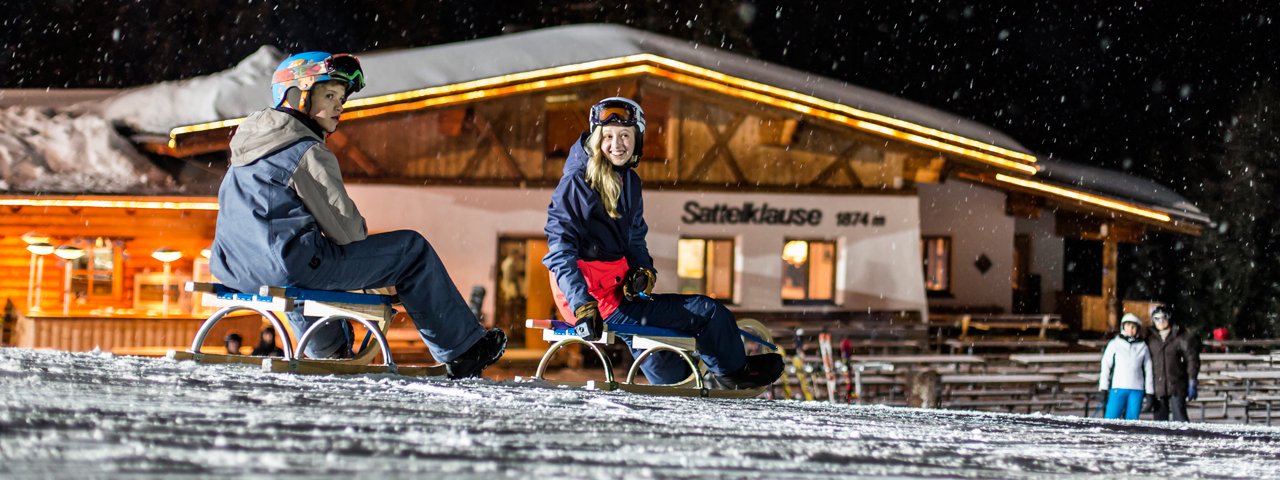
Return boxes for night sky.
[4,1,1275,192]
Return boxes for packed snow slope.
[2,348,1278,479]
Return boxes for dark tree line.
[1148,88,1280,338]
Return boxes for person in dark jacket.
[250,327,285,357]
[1145,305,1201,421]
[543,97,783,389]
[210,51,505,378]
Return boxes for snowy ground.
[2,348,1279,479]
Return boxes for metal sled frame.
[526,317,777,398]
[168,282,446,377]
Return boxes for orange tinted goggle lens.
[595,106,634,124]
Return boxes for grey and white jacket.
[210,108,367,293]
[1099,336,1154,393]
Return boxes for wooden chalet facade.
[1,24,1209,353]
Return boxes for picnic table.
[1075,339,1108,349]
[1009,353,1100,364]
[940,374,1067,413]
[944,339,1067,354]
[1221,370,1280,397]
[941,374,1059,384]
[1243,394,1280,425]
[1206,339,1280,352]
[1201,353,1270,363]
[957,314,1066,339]
[847,355,985,365]
[1010,352,1267,370]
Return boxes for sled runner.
[168,282,446,377]
[523,317,778,398]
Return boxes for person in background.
[224,333,243,355]
[251,327,286,357]
[1212,326,1230,353]
[1099,313,1154,420]
[1145,306,1201,422]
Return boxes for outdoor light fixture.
[54,246,85,315]
[782,240,809,267]
[26,242,54,312]
[21,231,50,310]
[151,248,184,316]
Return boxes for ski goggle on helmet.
[589,97,645,133]
[271,52,365,109]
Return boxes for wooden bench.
[942,398,1077,414]
[958,314,1066,339]
[946,388,1031,398]
[1189,395,1231,422]
[944,338,1068,354]
[1206,339,1280,353]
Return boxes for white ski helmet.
[1120,313,1142,328]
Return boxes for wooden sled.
[523,317,778,398]
[168,282,446,377]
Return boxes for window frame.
[921,235,953,298]
[676,236,737,304]
[781,238,838,306]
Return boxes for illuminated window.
[69,238,124,306]
[781,239,836,304]
[921,236,951,295]
[677,238,735,300]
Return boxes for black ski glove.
[622,267,656,302]
[573,301,604,342]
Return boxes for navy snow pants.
[285,229,483,362]
[606,293,747,385]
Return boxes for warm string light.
[167,54,1036,171]
[994,174,1172,223]
[0,197,218,211]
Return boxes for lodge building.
[0,24,1209,355]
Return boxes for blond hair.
[584,126,624,219]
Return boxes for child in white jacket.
[1099,313,1155,419]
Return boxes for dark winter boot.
[703,353,784,390]
[446,328,508,379]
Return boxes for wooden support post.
[1102,230,1119,332]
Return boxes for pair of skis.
[819,333,859,403]
[775,330,860,403]
[776,329,814,401]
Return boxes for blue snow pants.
[284,229,483,362]
[1105,388,1145,420]
[605,293,747,385]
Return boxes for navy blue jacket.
[543,134,654,312]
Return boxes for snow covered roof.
[99,24,1034,158]
[0,23,1206,229]
[0,104,177,194]
[1037,157,1207,220]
